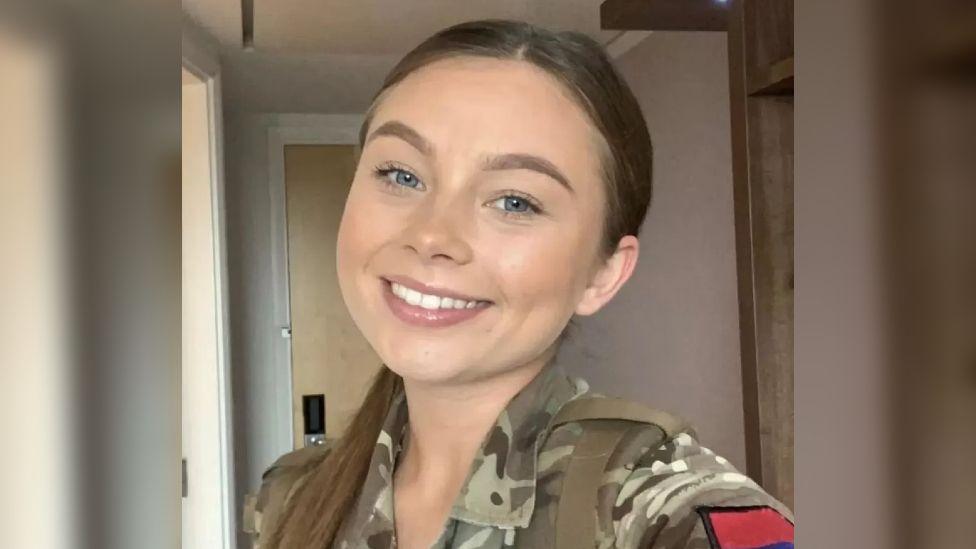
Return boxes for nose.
[401,199,474,266]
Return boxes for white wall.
[557,32,746,466]
[224,113,278,543]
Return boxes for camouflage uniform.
[245,361,794,548]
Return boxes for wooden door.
[284,145,382,448]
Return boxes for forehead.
[368,56,606,181]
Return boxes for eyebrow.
[481,153,574,193]
[365,119,574,193]
[365,120,434,158]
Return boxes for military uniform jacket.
[245,362,794,548]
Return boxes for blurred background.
[0,1,973,548]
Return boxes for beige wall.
[557,32,746,467]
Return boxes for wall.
[223,113,277,538]
[557,31,745,466]
[0,27,72,549]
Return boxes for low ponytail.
[266,366,401,548]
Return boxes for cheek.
[336,184,380,278]
[487,227,590,309]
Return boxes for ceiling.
[183,0,631,114]
[183,0,243,48]
[252,0,618,54]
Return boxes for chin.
[384,355,470,384]
[374,337,469,381]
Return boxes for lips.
[382,274,490,304]
[380,276,492,328]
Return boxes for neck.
[395,350,555,499]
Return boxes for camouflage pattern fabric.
[245,361,794,548]
[243,443,335,547]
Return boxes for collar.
[373,360,590,530]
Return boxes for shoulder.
[610,429,793,549]
[242,442,335,544]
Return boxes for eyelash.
[372,161,424,192]
[490,190,544,218]
[370,162,546,218]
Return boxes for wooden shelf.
[748,56,794,96]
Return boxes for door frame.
[266,115,365,455]
[182,19,235,549]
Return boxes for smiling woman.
[244,19,793,549]
[338,54,623,387]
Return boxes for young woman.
[245,19,793,549]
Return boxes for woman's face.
[337,56,637,385]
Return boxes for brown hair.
[266,19,652,548]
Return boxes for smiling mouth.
[379,277,492,328]
[383,278,492,311]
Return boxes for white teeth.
[405,288,422,306]
[390,281,484,310]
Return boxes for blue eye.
[502,196,530,212]
[488,194,541,215]
[373,162,424,191]
[392,169,420,188]
[386,168,421,188]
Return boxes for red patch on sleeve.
[697,506,794,549]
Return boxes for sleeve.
[611,432,794,549]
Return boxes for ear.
[575,235,640,316]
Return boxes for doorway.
[282,144,381,448]
[181,64,234,549]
